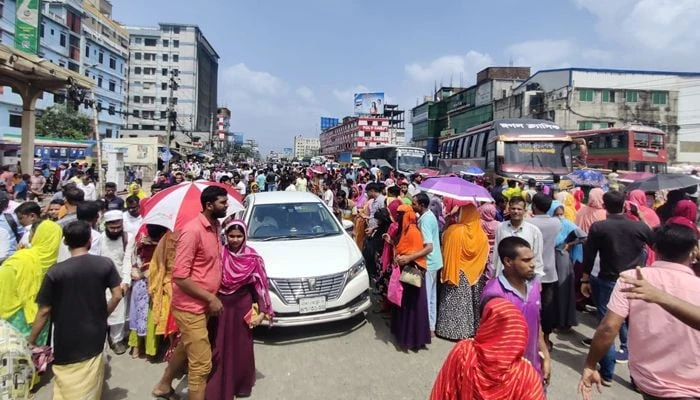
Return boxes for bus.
[359,145,427,176]
[438,119,573,182]
[569,125,667,173]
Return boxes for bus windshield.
[501,142,572,175]
[397,148,426,172]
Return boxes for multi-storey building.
[320,116,391,157]
[384,104,405,146]
[293,135,320,159]
[81,0,128,138]
[0,0,127,139]
[492,67,700,164]
[122,23,219,148]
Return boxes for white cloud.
[296,86,316,103]
[404,51,494,85]
[575,0,700,54]
[506,39,574,69]
[221,63,287,96]
[332,85,368,103]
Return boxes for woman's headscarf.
[394,204,426,268]
[219,219,273,316]
[388,199,402,223]
[575,188,607,233]
[130,182,147,199]
[548,200,584,263]
[429,197,446,232]
[666,199,699,233]
[573,188,584,211]
[354,184,367,209]
[0,220,62,323]
[554,192,576,222]
[430,298,545,400]
[478,203,499,239]
[442,204,489,286]
[627,189,661,228]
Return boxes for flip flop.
[152,388,177,400]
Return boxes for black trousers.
[540,282,557,335]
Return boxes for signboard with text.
[354,93,385,116]
[15,0,40,54]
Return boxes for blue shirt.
[14,181,28,199]
[418,211,443,271]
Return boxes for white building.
[121,23,219,148]
[494,67,700,164]
[293,135,320,159]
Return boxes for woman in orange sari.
[436,203,489,340]
[391,204,431,351]
[430,298,545,400]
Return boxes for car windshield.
[248,202,342,240]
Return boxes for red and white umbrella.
[140,181,244,231]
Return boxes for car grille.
[271,272,347,304]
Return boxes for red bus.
[569,125,667,173]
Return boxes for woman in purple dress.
[206,219,273,400]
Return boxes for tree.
[35,103,93,140]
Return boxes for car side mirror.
[342,219,354,232]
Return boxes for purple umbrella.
[418,176,494,202]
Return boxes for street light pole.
[91,90,104,197]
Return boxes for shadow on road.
[253,314,368,346]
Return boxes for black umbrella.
[624,174,699,192]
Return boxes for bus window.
[470,133,479,158]
[446,141,454,159]
[486,142,496,170]
[440,142,447,158]
[465,136,474,158]
[476,132,486,157]
[459,136,469,158]
[650,134,664,150]
[634,132,649,148]
[451,139,459,158]
[456,137,465,158]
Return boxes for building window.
[162,54,168,62]
[134,52,142,60]
[59,33,66,47]
[133,96,141,103]
[160,111,167,119]
[579,89,594,102]
[106,128,113,137]
[173,40,179,48]
[161,97,167,104]
[134,67,141,74]
[98,52,103,63]
[50,28,54,35]
[85,45,90,57]
[109,58,116,69]
[144,38,157,46]
[40,24,44,38]
[97,77,103,87]
[132,110,140,117]
[626,90,638,103]
[172,55,179,62]
[172,98,178,105]
[144,53,155,61]
[134,37,142,44]
[108,81,116,92]
[578,121,594,130]
[54,93,65,104]
[602,90,615,103]
[652,91,668,105]
[163,39,169,47]
[161,68,168,76]
[9,114,22,128]
[173,26,180,34]
[161,82,168,90]
[108,104,115,115]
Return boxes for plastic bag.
[387,264,404,306]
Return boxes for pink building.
[320,116,391,157]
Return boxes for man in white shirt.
[101,210,134,355]
[233,174,247,196]
[295,173,308,192]
[323,182,334,208]
[77,173,97,201]
[57,200,103,262]
[492,197,544,278]
[14,201,42,249]
[123,196,143,235]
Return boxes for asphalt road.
[34,308,638,400]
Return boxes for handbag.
[387,265,404,306]
[399,263,423,287]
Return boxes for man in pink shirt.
[578,223,700,400]
[153,185,229,400]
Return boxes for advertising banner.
[232,132,244,145]
[15,0,40,54]
[320,117,340,131]
[354,93,385,116]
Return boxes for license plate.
[299,296,327,314]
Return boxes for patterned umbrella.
[460,166,485,176]
[418,176,493,202]
[140,181,244,231]
[566,169,608,187]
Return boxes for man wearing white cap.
[101,210,134,354]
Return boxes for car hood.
[248,234,362,279]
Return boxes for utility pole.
[91,91,104,197]
[164,69,177,173]
[209,111,215,154]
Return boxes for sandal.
[152,388,177,400]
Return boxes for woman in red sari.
[430,298,545,400]
[206,219,273,400]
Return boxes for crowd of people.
[0,157,698,400]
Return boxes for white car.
[240,191,371,327]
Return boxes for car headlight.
[348,259,366,280]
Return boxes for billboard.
[320,117,339,131]
[232,132,244,145]
[354,92,384,116]
[15,0,40,54]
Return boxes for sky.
[113,0,700,153]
